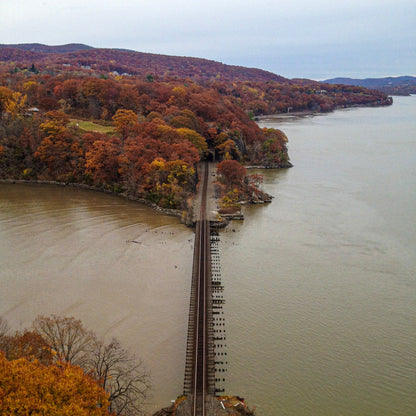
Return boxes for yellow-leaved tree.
[0,352,110,416]
[112,109,138,141]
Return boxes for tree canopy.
[0,315,149,416]
[0,47,392,210]
[0,353,110,416]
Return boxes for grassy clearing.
[69,119,115,134]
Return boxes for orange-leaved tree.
[112,109,138,141]
[84,138,122,185]
[35,110,83,180]
[0,330,53,365]
[217,159,247,189]
[0,352,110,416]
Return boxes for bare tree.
[32,315,150,415]
[90,338,150,416]
[0,317,9,338]
[32,315,95,367]
[0,316,10,354]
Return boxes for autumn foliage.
[0,46,391,209]
[0,315,149,416]
[216,160,271,211]
[0,70,292,210]
[217,160,247,188]
[0,353,110,416]
[0,330,53,365]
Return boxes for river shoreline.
[255,100,394,122]
[0,178,185,219]
[0,162,281,227]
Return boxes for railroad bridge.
[183,163,226,415]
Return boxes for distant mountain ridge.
[324,76,416,95]
[0,43,93,53]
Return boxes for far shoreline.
[255,100,395,123]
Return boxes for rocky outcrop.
[152,395,256,416]
[246,162,293,169]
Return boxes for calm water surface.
[221,95,416,415]
[0,186,193,414]
[1,96,415,415]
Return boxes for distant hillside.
[324,76,416,95]
[0,43,288,83]
[0,43,93,53]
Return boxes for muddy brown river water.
[1,96,415,415]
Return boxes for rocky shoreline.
[0,178,186,218]
[246,161,293,169]
[152,395,255,416]
[0,163,277,229]
[0,178,241,228]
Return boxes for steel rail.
[191,163,210,416]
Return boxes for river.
[222,95,416,415]
[1,96,415,415]
[0,185,193,414]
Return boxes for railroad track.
[184,163,214,415]
[193,217,209,414]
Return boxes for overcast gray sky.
[1,0,415,79]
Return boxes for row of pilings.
[211,231,227,394]
[183,226,228,398]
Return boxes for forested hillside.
[0,44,286,83]
[0,44,391,213]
